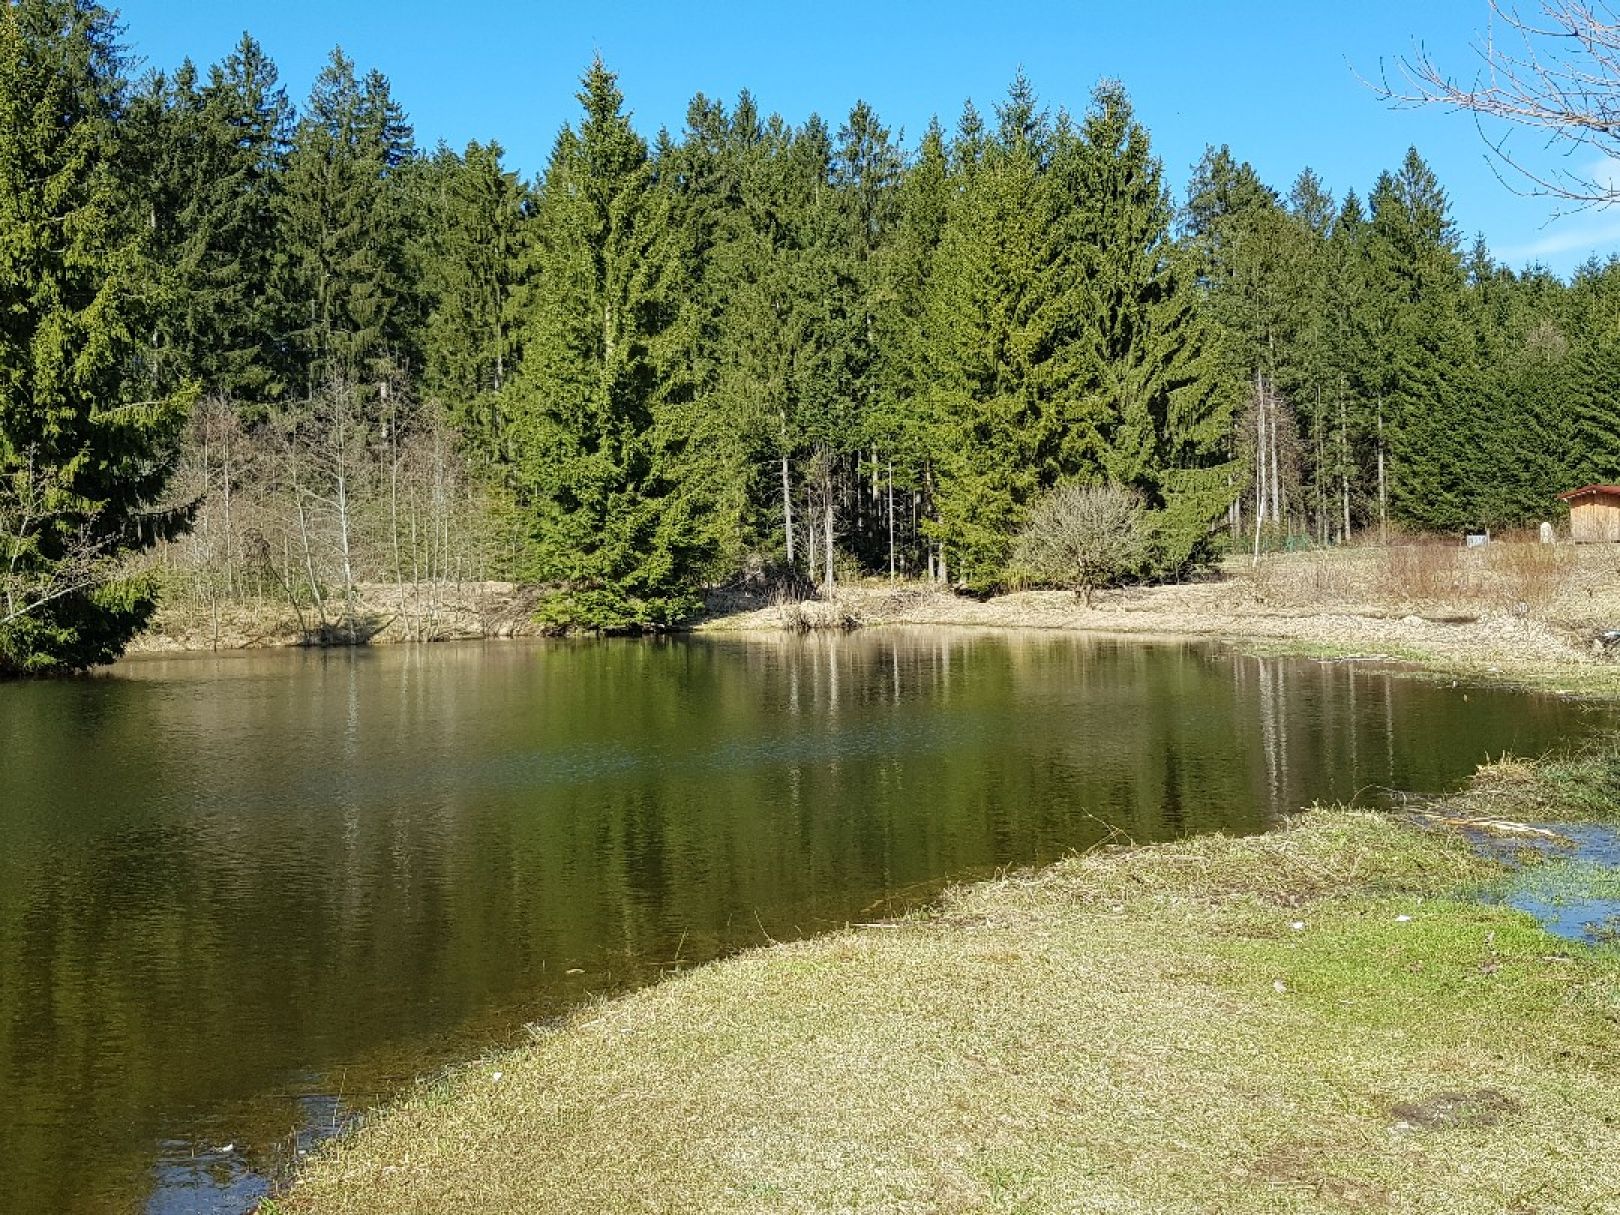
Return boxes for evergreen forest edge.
[5,0,1617,673]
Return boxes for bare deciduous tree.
[135,371,516,648]
[1384,2,1620,205]
[1012,484,1147,606]
[0,452,116,632]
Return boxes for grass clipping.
[280,802,1620,1214]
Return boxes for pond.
[0,631,1610,1213]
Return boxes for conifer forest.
[6,0,1620,672]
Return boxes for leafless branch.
[1376,1,1620,205]
[0,453,120,629]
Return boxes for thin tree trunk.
[333,423,356,642]
[854,451,863,537]
[806,492,818,590]
[1268,391,1282,531]
[887,460,895,580]
[1252,368,1267,566]
[275,531,307,634]
[781,453,795,567]
[910,490,918,577]
[198,418,213,611]
[390,432,412,641]
[1338,380,1351,543]
[1316,414,1326,548]
[292,472,326,629]
[823,477,835,599]
[221,416,236,599]
[1376,394,1388,545]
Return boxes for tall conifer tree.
[506,60,714,629]
[275,49,417,397]
[1367,149,1473,531]
[0,0,191,673]
[1069,82,1236,572]
[416,139,531,442]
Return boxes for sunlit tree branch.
[1379,2,1620,205]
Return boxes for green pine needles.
[501,61,714,630]
[7,8,1620,657]
[0,0,191,674]
[917,80,1236,590]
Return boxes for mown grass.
[279,764,1620,1215]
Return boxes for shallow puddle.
[1472,823,1620,942]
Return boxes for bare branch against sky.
[1382,2,1620,207]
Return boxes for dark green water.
[0,631,1609,1213]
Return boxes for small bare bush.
[1012,484,1146,605]
[1375,544,1475,606]
[1483,542,1576,613]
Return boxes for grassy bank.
[126,580,547,653]
[277,757,1620,1215]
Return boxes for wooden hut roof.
[1556,485,1620,501]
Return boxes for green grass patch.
[277,786,1620,1215]
[1436,742,1620,824]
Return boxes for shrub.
[1011,484,1147,605]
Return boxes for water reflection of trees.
[0,637,1594,1212]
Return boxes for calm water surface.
[0,631,1610,1212]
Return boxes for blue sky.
[113,0,1620,276]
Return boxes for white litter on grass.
[1395,915,1413,923]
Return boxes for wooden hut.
[1557,485,1620,542]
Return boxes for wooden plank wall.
[1570,497,1620,542]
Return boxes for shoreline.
[272,748,1620,1214]
[130,556,1620,699]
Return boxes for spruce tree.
[1324,189,1382,537]
[833,100,902,570]
[871,117,951,573]
[124,35,290,407]
[505,60,715,629]
[1568,256,1620,484]
[1069,82,1236,572]
[1285,168,1341,543]
[275,49,417,398]
[657,91,767,571]
[920,82,1079,588]
[416,139,531,443]
[691,103,862,586]
[0,0,191,673]
[1367,149,1474,532]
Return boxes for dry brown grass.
[1483,541,1579,612]
[1239,541,1602,623]
[132,581,548,652]
[1374,544,1477,605]
[276,794,1620,1215]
